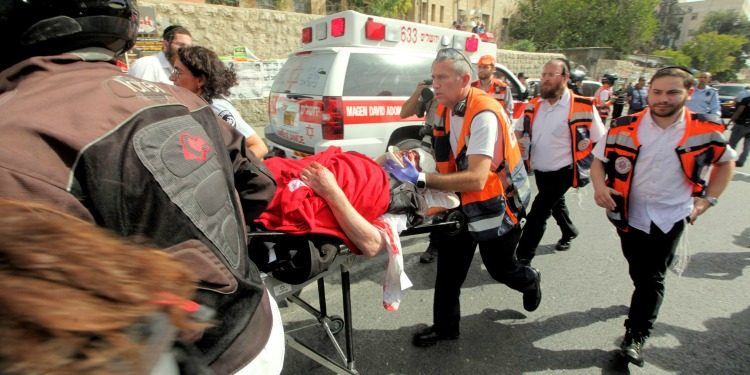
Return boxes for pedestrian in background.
[612,82,628,119]
[472,54,514,119]
[686,71,721,117]
[129,25,192,85]
[591,67,736,368]
[627,77,649,115]
[729,94,750,167]
[514,59,606,263]
[594,73,617,125]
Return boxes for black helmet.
[602,73,618,85]
[569,69,585,83]
[0,0,139,70]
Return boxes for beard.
[541,80,566,99]
[478,71,491,80]
[650,100,685,119]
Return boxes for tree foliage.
[506,39,537,52]
[510,0,660,54]
[652,49,691,66]
[347,0,412,19]
[681,32,748,74]
[695,10,750,80]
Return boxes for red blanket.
[255,147,390,254]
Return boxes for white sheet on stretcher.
[374,190,460,312]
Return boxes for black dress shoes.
[523,267,542,312]
[620,329,646,367]
[412,325,459,347]
[555,234,578,251]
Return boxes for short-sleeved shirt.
[210,97,256,138]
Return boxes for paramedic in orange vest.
[514,59,606,263]
[385,48,540,348]
[591,67,736,367]
[472,54,514,119]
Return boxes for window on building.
[421,2,427,21]
[440,6,444,23]
[691,13,698,20]
[431,4,435,22]
[293,0,311,13]
[257,0,273,10]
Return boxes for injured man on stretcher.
[251,146,459,310]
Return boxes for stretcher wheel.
[327,315,345,335]
[444,211,465,236]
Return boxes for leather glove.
[385,155,419,185]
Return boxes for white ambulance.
[264,10,525,159]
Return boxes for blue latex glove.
[384,155,420,185]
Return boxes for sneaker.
[619,330,646,367]
[420,246,438,263]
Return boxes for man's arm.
[399,81,429,119]
[690,160,734,222]
[591,158,621,210]
[424,154,492,192]
[300,162,384,257]
[709,90,722,117]
[502,88,514,119]
[245,134,269,159]
[730,103,746,123]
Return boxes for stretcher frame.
[248,217,463,375]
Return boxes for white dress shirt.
[127,51,174,85]
[593,109,737,233]
[514,89,605,172]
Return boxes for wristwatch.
[416,172,427,190]
[704,195,718,206]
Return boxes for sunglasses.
[436,48,474,73]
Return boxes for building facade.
[672,0,750,48]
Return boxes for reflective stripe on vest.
[521,89,596,187]
[603,110,727,231]
[471,78,507,107]
[434,87,530,241]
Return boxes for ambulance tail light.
[322,96,343,140]
[302,27,312,44]
[365,18,385,41]
[465,36,479,52]
[331,17,345,37]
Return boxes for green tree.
[510,0,660,54]
[506,39,537,52]
[347,0,412,19]
[695,10,750,81]
[652,49,691,66]
[681,32,748,74]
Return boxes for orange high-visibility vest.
[434,87,530,241]
[520,89,596,188]
[471,78,509,108]
[603,110,728,231]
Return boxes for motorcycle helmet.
[0,0,139,70]
[601,72,618,86]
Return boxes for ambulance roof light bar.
[365,17,400,42]
[331,17,345,37]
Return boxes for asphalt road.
[274,147,749,375]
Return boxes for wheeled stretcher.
[247,211,465,374]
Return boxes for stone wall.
[141,1,564,125]
[595,60,659,83]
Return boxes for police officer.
[514,59,606,261]
[0,1,283,373]
[591,67,736,367]
[386,48,539,348]
[472,54,514,119]
[686,71,721,116]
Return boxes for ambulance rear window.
[270,53,334,96]
[342,53,433,97]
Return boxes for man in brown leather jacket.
[0,1,282,373]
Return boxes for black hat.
[163,24,183,39]
[517,72,527,79]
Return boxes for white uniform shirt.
[686,86,721,116]
[593,109,737,233]
[127,51,173,85]
[449,111,507,171]
[514,89,606,172]
[210,97,256,138]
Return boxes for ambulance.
[264,10,525,159]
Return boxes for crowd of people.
[0,1,742,373]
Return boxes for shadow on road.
[281,304,637,375]
[679,251,750,280]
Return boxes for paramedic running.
[591,67,736,367]
[386,48,541,348]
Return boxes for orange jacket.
[471,78,510,113]
[602,111,728,231]
[434,87,530,241]
[520,90,596,188]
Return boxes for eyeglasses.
[540,73,563,78]
[436,48,473,71]
[170,68,183,78]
